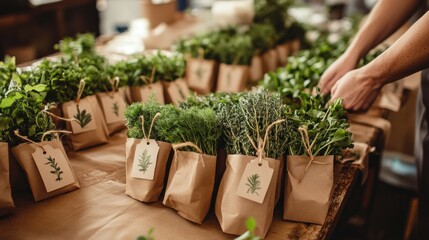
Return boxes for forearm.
[345,0,422,61]
[364,11,429,85]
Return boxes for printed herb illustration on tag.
[176,85,186,100]
[195,67,205,81]
[74,104,92,128]
[138,149,152,173]
[112,102,119,117]
[246,174,261,196]
[45,155,63,181]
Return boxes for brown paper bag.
[276,43,291,67]
[215,154,280,238]
[162,79,191,106]
[250,55,263,83]
[62,95,109,151]
[129,82,165,104]
[291,38,301,55]
[11,139,80,202]
[216,64,249,93]
[275,155,284,205]
[262,49,278,73]
[186,58,217,94]
[0,142,15,216]
[96,91,127,136]
[163,150,217,224]
[125,138,172,202]
[283,155,334,224]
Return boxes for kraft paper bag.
[216,64,249,93]
[276,42,291,67]
[283,155,334,225]
[291,38,301,55]
[62,95,109,151]
[162,79,191,106]
[275,155,284,205]
[141,0,177,29]
[186,58,217,94]
[215,154,280,238]
[96,91,127,136]
[125,138,172,202]
[0,142,15,216]
[163,150,217,224]
[130,82,165,104]
[250,55,263,83]
[11,139,80,202]
[262,49,278,73]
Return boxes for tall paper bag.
[0,142,15,216]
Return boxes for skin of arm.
[331,11,429,112]
[319,0,424,94]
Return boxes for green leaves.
[235,217,261,240]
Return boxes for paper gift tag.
[66,99,97,134]
[100,93,126,124]
[167,79,190,105]
[32,145,76,192]
[131,139,160,180]
[139,82,165,104]
[236,159,274,204]
[217,65,246,92]
[188,60,214,89]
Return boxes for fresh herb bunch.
[55,33,97,62]
[125,97,164,140]
[147,51,186,82]
[108,56,152,87]
[218,90,289,159]
[29,59,97,103]
[288,97,353,156]
[0,77,55,146]
[0,56,18,97]
[179,92,243,113]
[156,106,221,155]
[217,34,253,65]
[174,32,223,60]
[247,23,278,54]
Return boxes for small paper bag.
[283,155,334,224]
[163,150,217,224]
[62,95,109,151]
[250,55,263,83]
[96,91,127,136]
[186,58,217,94]
[276,43,291,67]
[11,139,80,202]
[262,49,278,73]
[125,138,172,202]
[0,142,15,216]
[216,64,249,93]
[215,154,280,238]
[162,79,191,106]
[130,82,165,104]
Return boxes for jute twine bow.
[297,127,329,183]
[246,119,286,166]
[140,66,156,85]
[76,79,86,103]
[14,129,71,152]
[140,113,161,144]
[104,77,120,98]
[172,141,204,167]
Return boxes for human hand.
[330,67,384,112]
[319,54,359,95]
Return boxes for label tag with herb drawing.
[218,65,245,92]
[32,145,75,192]
[167,79,190,105]
[100,93,126,124]
[131,139,160,180]
[66,98,96,134]
[139,82,165,104]
[236,159,274,204]
[189,60,213,88]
